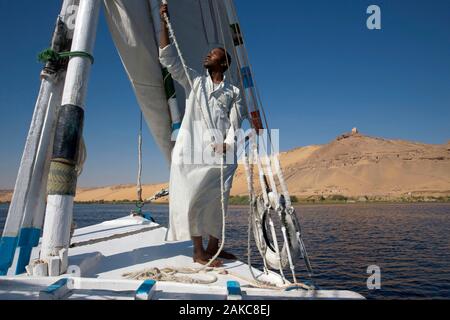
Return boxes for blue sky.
[0,0,449,189]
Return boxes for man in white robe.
[159,4,246,267]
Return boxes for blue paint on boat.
[0,236,18,275]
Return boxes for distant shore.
[2,195,449,206]
[2,131,449,206]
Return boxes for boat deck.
[0,215,364,300]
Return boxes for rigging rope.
[38,48,95,65]
[244,136,271,282]
[214,0,314,286]
[131,111,148,219]
[212,0,289,286]
[156,0,313,290]
[137,111,144,205]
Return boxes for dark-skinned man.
[159,3,245,267]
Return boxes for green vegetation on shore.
[225,195,450,205]
[287,195,450,205]
[74,199,169,205]
[1,195,449,206]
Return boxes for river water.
[1,202,449,299]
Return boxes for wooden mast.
[37,0,101,276]
[0,0,80,276]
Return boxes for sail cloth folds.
[103,0,173,161]
[103,0,241,162]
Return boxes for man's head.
[203,47,232,73]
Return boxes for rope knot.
[38,48,95,65]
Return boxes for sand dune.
[76,183,169,203]
[0,190,12,203]
[1,130,449,202]
[231,130,450,200]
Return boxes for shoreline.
[2,197,449,206]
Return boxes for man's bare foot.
[206,249,237,260]
[193,252,223,267]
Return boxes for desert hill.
[1,129,449,203]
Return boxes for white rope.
[214,5,282,288]
[272,152,314,278]
[137,111,143,203]
[243,136,258,281]
[122,265,313,291]
[251,143,286,283]
[252,141,288,282]
[227,268,312,291]
[253,144,269,206]
[261,149,297,283]
[146,188,169,202]
[223,0,312,286]
[210,155,226,267]
[224,0,313,285]
[244,136,271,281]
[272,154,292,207]
[161,1,218,143]
[123,266,224,284]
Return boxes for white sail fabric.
[103,0,241,162]
[103,0,172,160]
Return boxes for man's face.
[203,48,226,70]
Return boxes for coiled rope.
[123,266,223,284]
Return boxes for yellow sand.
[1,132,449,202]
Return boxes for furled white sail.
[103,0,241,162]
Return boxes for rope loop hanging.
[131,111,145,217]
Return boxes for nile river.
[1,202,449,299]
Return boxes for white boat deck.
[0,215,364,300]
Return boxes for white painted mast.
[38,0,101,276]
[222,0,263,132]
[14,2,82,276]
[14,81,65,275]
[0,0,79,276]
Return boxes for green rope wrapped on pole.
[38,48,95,65]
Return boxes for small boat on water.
[0,0,364,300]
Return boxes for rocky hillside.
[232,129,450,201]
